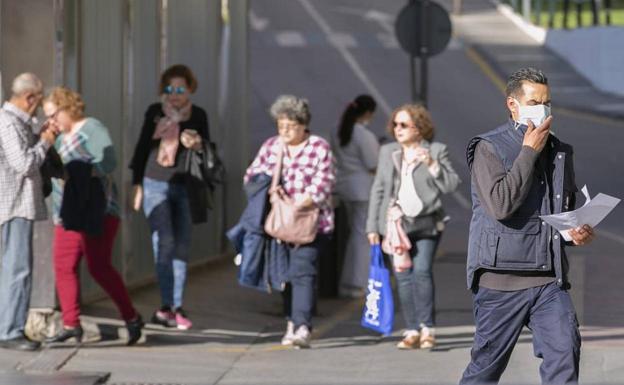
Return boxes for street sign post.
[395,0,452,106]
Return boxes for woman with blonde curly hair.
[42,87,143,345]
[366,104,460,350]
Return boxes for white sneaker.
[281,321,295,346]
[291,325,311,349]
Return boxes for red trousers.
[53,215,137,327]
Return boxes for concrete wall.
[545,27,624,97]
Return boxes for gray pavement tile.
[0,370,109,385]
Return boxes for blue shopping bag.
[361,244,394,335]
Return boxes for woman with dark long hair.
[331,94,379,298]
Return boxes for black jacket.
[60,161,107,235]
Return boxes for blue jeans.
[143,178,192,309]
[460,282,580,385]
[393,234,440,330]
[0,218,34,340]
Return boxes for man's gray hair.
[270,95,311,125]
[11,73,43,96]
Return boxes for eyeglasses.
[277,122,301,131]
[45,108,62,120]
[164,85,187,95]
[393,121,414,129]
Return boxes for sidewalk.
[452,0,624,121]
[0,254,623,384]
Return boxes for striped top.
[52,118,119,225]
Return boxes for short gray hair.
[11,73,43,96]
[270,95,311,125]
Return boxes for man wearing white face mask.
[459,68,595,385]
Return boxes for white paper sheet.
[539,185,621,241]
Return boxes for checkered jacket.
[245,134,336,234]
[0,102,50,225]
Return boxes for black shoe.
[0,335,41,351]
[126,314,144,346]
[45,326,83,344]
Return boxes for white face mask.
[515,99,551,127]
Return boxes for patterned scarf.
[152,98,192,167]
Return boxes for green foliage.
[501,0,624,28]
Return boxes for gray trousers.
[0,217,34,340]
[339,201,370,291]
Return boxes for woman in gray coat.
[366,104,460,350]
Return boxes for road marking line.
[496,53,558,62]
[313,299,364,339]
[249,9,269,32]
[465,46,506,93]
[553,86,594,93]
[376,32,399,49]
[596,103,624,112]
[600,229,624,247]
[300,0,473,210]
[329,32,358,49]
[297,0,392,116]
[465,46,623,127]
[452,191,472,211]
[275,31,307,47]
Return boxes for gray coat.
[366,141,460,236]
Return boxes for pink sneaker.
[151,308,176,328]
[175,308,192,330]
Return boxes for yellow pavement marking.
[312,298,365,339]
[465,46,623,128]
[465,46,506,94]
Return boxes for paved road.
[248,0,624,326]
[4,1,622,384]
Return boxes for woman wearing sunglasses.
[130,64,211,330]
[366,104,460,349]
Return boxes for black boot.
[126,314,144,346]
[45,326,83,343]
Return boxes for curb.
[490,0,547,43]
[467,44,624,123]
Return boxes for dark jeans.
[460,282,581,385]
[393,234,440,330]
[282,234,330,329]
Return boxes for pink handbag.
[264,145,319,245]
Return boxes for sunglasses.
[393,121,414,129]
[164,85,187,95]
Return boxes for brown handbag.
[264,144,319,245]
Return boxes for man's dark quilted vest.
[465,120,577,290]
